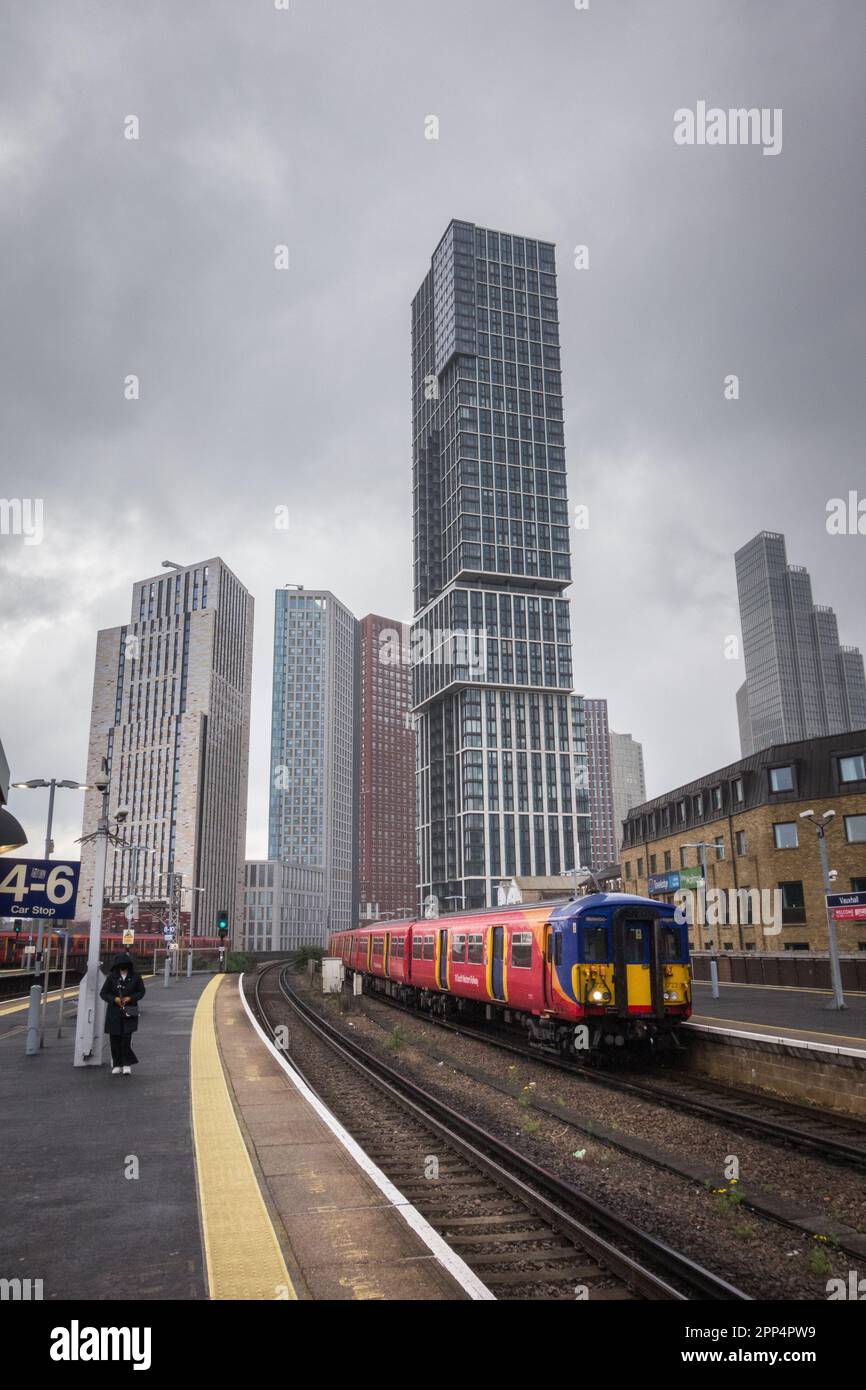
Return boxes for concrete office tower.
[735,532,866,756]
[78,559,254,940]
[584,698,617,868]
[411,220,590,909]
[358,614,417,920]
[610,729,646,855]
[268,587,359,936]
[241,860,326,952]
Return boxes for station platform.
[689,978,866,1054]
[0,970,471,1302]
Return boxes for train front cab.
[566,895,691,1049]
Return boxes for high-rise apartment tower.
[411,220,590,909]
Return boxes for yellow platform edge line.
[0,971,158,1018]
[190,974,297,1300]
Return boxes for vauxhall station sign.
[0,856,81,920]
[826,891,866,922]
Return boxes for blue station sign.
[0,857,81,920]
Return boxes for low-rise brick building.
[621,730,866,953]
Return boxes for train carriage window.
[422,936,435,960]
[554,933,562,965]
[626,926,645,963]
[391,938,404,959]
[582,925,608,962]
[511,931,532,968]
[373,936,384,956]
[412,936,422,960]
[452,933,467,961]
[467,933,484,964]
[660,926,679,961]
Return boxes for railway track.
[252,962,748,1303]
[357,984,866,1173]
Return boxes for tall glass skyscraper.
[411,220,590,910]
[268,587,359,935]
[735,531,866,755]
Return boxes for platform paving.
[218,976,468,1300]
[0,974,209,1300]
[691,978,866,1047]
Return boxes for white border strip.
[684,1020,866,1061]
[238,974,495,1301]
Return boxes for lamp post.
[799,810,845,1011]
[682,841,720,999]
[73,774,111,1067]
[12,777,90,1051]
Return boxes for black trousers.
[109,1033,139,1066]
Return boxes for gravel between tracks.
[286,971,860,1300]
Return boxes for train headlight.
[590,989,604,1002]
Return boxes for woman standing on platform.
[100,952,146,1075]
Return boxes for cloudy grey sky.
[2,0,864,862]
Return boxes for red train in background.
[0,926,220,968]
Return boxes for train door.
[384,932,390,978]
[437,928,448,990]
[612,911,661,1016]
[366,934,373,973]
[491,925,506,1001]
[543,925,555,1010]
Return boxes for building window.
[663,850,671,871]
[680,846,688,868]
[649,854,657,873]
[845,815,866,844]
[624,861,631,879]
[677,799,687,823]
[774,822,799,850]
[637,857,644,876]
[732,778,744,803]
[779,880,806,924]
[695,793,704,817]
[839,754,866,783]
[735,830,747,856]
[784,942,810,952]
[852,878,866,893]
[714,836,725,860]
[712,786,723,811]
[769,765,795,793]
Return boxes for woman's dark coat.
[100,953,146,1035]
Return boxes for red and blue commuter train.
[330,892,691,1053]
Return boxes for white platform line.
[238,974,495,1301]
[684,1020,866,1060]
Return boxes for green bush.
[293,944,326,970]
[225,951,257,974]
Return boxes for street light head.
[57,779,86,790]
[162,560,185,570]
[799,809,815,820]
[12,779,48,789]
[821,809,836,821]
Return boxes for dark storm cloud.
[2,0,864,856]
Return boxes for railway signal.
[217,910,228,940]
